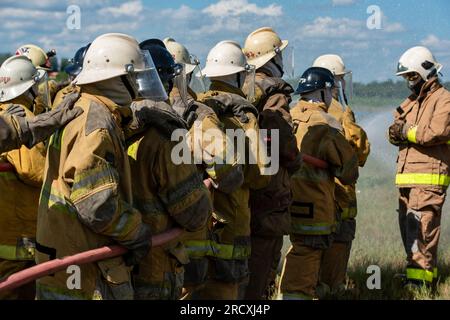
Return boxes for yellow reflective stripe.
[406,268,434,283]
[395,173,450,187]
[205,161,232,180]
[48,128,65,151]
[0,244,35,260]
[127,141,141,160]
[291,222,335,235]
[40,183,77,217]
[183,239,251,260]
[0,171,17,180]
[70,165,118,201]
[341,207,357,220]
[406,126,417,143]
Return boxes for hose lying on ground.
[0,228,184,293]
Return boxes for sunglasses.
[403,73,420,82]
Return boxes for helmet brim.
[198,65,246,78]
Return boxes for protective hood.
[85,76,133,107]
[259,60,283,78]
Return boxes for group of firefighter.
[0,26,449,300]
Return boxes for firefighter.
[242,27,302,300]
[35,33,156,300]
[281,67,358,300]
[163,37,245,299]
[128,39,212,300]
[388,46,450,289]
[312,54,370,297]
[0,55,48,299]
[193,40,271,299]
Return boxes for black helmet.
[294,67,335,95]
[64,43,91,78]
[139,38,182,85]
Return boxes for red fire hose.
[0,228,183,293]
[0,162,14,172]
[302,154,329,169]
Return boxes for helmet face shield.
[129,50,168,101]
[334,71,352,105]
[191,60,208,94]
[282,46,295,79]
[173,63,188,107]
[344,71,353,102]
[244,64,256,103]
[36,70,50,111]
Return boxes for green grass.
[351,96,404,110]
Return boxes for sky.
[0,0,449,83]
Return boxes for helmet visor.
[34,70,50,112]
[189,56,207,93]
[131,50,168,102]
[173,63,188,107]
[244,64,256,103]
[282,46,295,79]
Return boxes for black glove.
[122,224,152,267]
[25,92,82,147]
[126,100,187,142]
[388,121,410,146]
[5,104,26,117]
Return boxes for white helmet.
[16,44,54,70]
[0,55,46,102]
[201,40,248,78]
[75,33,149,85]
[163,38,197,75]
[396,46,442,81]
[243,27,288,70]
[313,54,350,76]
